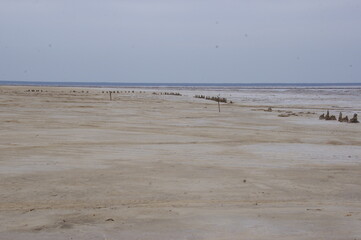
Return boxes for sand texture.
[0,86,361,240]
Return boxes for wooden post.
[218,97,220,112]
[109,92,112,101]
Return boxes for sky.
[0,0,360,83]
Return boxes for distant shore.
[1,80,361,89]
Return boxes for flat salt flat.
[0,85,360,240]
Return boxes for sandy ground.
[0,85,361,240]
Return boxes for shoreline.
[1,81,361,89]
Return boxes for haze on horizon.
[0,0,360,84]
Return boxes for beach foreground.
[0,86,361,240]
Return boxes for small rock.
[349,113,359,123]
[265,107,272,112]
[325,110,330,120]
[338,112,342,122]
[340,115,349,122]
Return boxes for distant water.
[0,81,360,88]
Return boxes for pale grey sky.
[0,0,360,83]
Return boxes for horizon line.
[1,80,361,85]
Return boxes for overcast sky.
[0,0,360,83]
